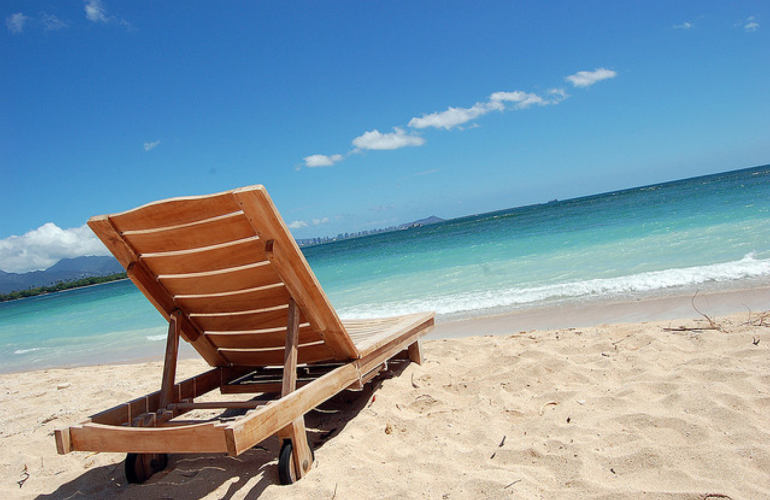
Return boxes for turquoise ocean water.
[2,165,769,373]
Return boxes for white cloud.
[301,71,610,167]
[85,0,109,23]
[490,90,548,109]
[743,16,759,32]
[548,88,569,102]
[41,13,68,31]
[143,140,161,152]
[566,68,617,88]
[84,0,130,28]
[674,21,693,29]
[409,102,495,130]
[6,12,28,34]
[0,223,110,274]
[410,88,569,132]
[352,127,426,150]
[304,154,344,168]
[287,218,329,230]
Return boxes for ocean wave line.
[339,253,770,318]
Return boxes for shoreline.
[3,284,769,375]
[430,285,770,339]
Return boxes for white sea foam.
[146,334,167,342]
[339,253,770,319]
[14,347,43,355]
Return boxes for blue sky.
[1,1,768,273]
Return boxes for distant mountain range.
[0,256,124,294]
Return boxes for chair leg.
[277,299,314,483]
[282,417,313,482]
[407,340,424,365]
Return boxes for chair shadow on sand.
[37,360,409,500]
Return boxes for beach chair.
[54,185,434,485]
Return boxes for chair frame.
[54,185,434,484]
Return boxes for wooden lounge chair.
[54,185,434,485]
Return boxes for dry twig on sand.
[690,291,723,331]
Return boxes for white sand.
[1,310,768,499]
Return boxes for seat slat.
[124,213,255,254]
[191,306,301,332]
[174,284,290,314]
[109,191,243,232]
[160,264,282,296]
[343,313,435,356]
[205,324,320,349]
[219,342,336,366]
[141,237,267,276]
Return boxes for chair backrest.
[88,185,359,367]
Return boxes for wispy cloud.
[490,89,562,109]
[5,12,29,34]
[409,102,496,131]
[84,0,130,28]
[673,21,693,29]
[566,68,617,87]
[143,140,161,152]
[352,127,426,151]
[741,16,759,32]
[304,154,344,168]
[84,0,109,23]
[0,223,109,274]
[302,68,612,168]
[410,88,566,131]
[288,217,330,230]
[41,13,68,31]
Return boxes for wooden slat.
[109,190,242,232]
[233,185,359,361]
[220,380,310,394]
[219,342,336,367]
[174,284,290,314]
[190,306,300,332]
[344,312,435,358]
[356,316,434,376]
[78,368,224,428]
[169,401,268,411]
[69,422,230,454]
[141,237,268,276]
[205,324,321,349]
[123,213,255,254]
[159,263,282,296]
[89,215,226,366]
[88,215,140,269]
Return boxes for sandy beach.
[1,294,768,499]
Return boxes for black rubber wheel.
[125,453,168,484]
[278,439,314,485]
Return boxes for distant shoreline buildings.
[296,215,444,247]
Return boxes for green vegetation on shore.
[0,273,128,302]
